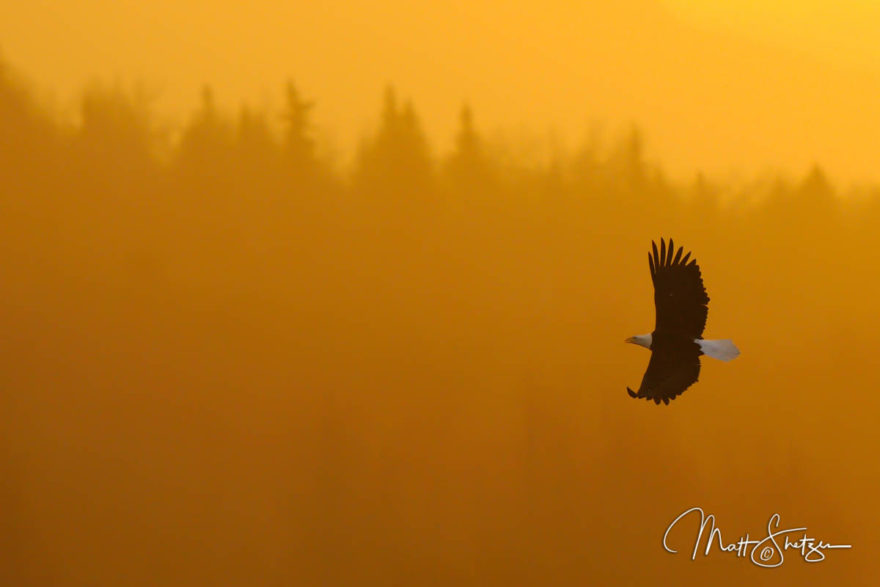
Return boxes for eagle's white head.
[625,333,652,350]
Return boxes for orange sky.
[4,4,880,584]
[3,0,880,180]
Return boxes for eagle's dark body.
[627,238,710,405]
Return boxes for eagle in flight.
[626,238,739,404]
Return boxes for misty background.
[5,0,880,180]
[2,2,880,584]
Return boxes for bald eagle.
[626,238,739,404]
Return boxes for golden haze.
[1,2,879,585]
[4,0,880,179]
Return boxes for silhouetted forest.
[1,57,878,585]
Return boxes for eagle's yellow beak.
[624,336,635,344]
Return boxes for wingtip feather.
[673,246,683,265]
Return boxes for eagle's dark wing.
[649,238,709,339]
[626,337,701,404]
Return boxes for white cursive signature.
[662,507,852,568]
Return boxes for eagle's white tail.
[697,338,740,361]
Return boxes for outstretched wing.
[649,238,709,339]
[626,338,701,405]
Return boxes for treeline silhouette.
[2,57,878,586]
